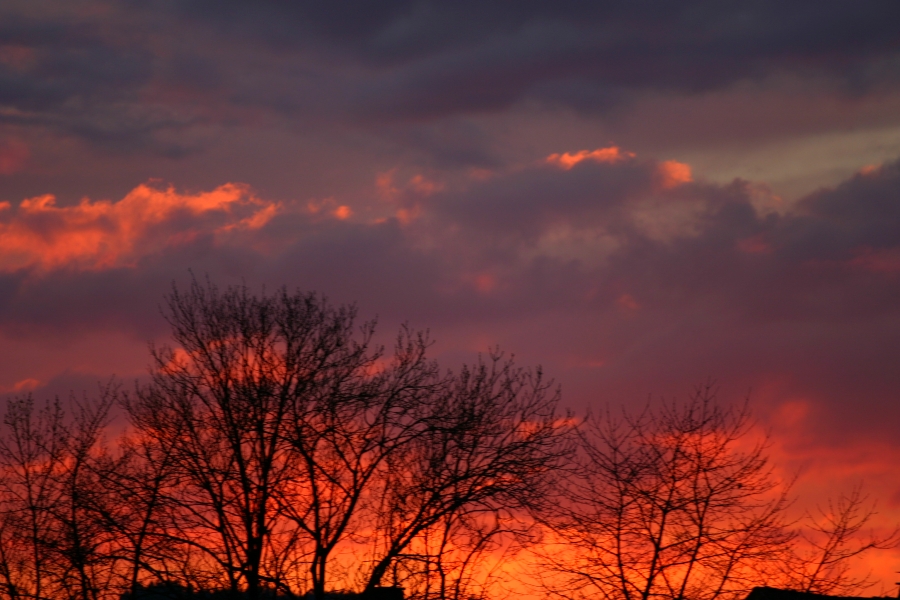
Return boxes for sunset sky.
[2,0,900,588]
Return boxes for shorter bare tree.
[0,391,119,600]
[779,486,900,595]
[0,396,67,600]
[539,388,794,600]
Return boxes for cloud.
[6,145,896,337]
[0,138,28,173]
[424,147,704,251]
[546,147,635,170]
[0,1,898,153]
[0,182,278,272]
[1,147,900,455]
[358,149,900,447]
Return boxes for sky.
[2,0,900,587]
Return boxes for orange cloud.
[546,146,635,170]
[395,207,420,225]
[859,164,882,176]
[0,182,279,272]
[655,159,693,189]
[374,170,440,225]
[407,174,443,195]
[306,197,355,221]
[376,169,399,199]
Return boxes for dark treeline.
[0,282,895,600]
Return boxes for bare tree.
[51,393,117,600]
[123,280,571,600]
[91,422,182,596]
[124,280,386,598]
[540,388,794,600]
[0,396,67,600]
[0,392,120,600]
[364,355,571,600]
[779,486,900,595]
[277,326,443,600]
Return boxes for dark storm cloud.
[168,0,900,118]
[781,162,900,261]
[174,1,900,70]
[2,1,899,151]
[0,13,147,105]
[0,8,175,148]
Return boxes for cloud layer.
[2,148,898,445]
[0,1,898,154]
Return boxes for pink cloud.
[736,234,773,254]
[0,139,29,175]
[306,197,352,218]
[374,170,442,225]
[847,247,900,274]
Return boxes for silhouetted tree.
[365,355,570,600]
[539,389,794,600]
[52,393,117,600]
[779,486,899,595]
[125,281,387,598]
[124,280,570,600]
[5,280,891,600]
[0,392,118,600]
[0,396,66,600]
[277,325,443,600]
[95,422,182,595]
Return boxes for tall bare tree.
[91,423,181,595]
[125,280,386,598]
[124,280,571,600]
[51,393,117,600]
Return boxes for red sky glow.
[1,1,900,595]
